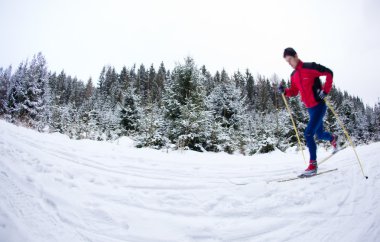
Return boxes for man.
[279,47,338,177]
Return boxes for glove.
[318,89,327,100]
[277,84,285,94]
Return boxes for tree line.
[1,53,379,155]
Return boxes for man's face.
[285,55,299,69]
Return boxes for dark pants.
[305,102,333,161]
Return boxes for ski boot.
[331,134,339,154]
[299,160,318,178]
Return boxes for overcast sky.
[1,0,379,106]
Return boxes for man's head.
[283,47,299,69]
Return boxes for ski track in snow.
[0,120,379,242]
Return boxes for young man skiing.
[278,47,338,177]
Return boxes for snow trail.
[1,120,379,242]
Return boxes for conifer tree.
[84,78,95,100]
[119,66,129,92]
[136,64,148,105]
[162,57,209,150]
[207,81,247,153]
[373,100,380,141]
[0,66,12,116]
[200,65,213,96]
[120,87,141,136]
[8,61,28,122]
[245,69,254,108]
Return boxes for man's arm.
[308,62,334,94]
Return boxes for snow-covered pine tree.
[175,96,212,152]
[147,64,156,102]
[247,112,277,154]
[8,61,28,123]
[91,91,119,141]
[47,83,72,134]
[244,69,254,109]
[84,78,95,100]
[7,53,50,130]
[373,99,380,141]
[162,57,210,151]
[84,67,121,140]
[338,98,358,142]
[26,53,50,130]
[96,66,120,105]
[80,96,103,140]
[49,104,64,133]
[52,71,68,105]
[106,66,120,105]
[119,66,130,93]
[153,62,166,104]
[162,75,180,142]
[63,103,79,138]
[98,67,106,95]
[136,62,169,149]
[206,80,248,154]
[136,64,149,105]
[255,75,274,114]
[199,65,213,96]
[202,116,226,152]
[232,70,245,91]
[214,71,221,83]
[220,69,229,83]
[68,77,86,108]
[0,66,12,117]
[137,103,168,149]
[119,86,141,136]
[353,97,370,143]
[102,106,122,140]
[364,105,374,143]
[129,64,137,89]
[275,109,294,151]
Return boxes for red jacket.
[285,60,333,108]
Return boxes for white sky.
[1,0,379,106]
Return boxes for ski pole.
[281,93,306,164]
[324,99,368,179]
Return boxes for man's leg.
[305,103,327,161]
[305,116,319,161]
[315,123,333,141]
[315,104,333,142]
[301,103,327,176]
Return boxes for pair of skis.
[227,147,344,185]
[271,146,346,183]
[276,168,338,183]
[229,166,339,185]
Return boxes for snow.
[0,120,379,242]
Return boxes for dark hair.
[283,47,297,58]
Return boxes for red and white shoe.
[299,160,318,177]
[331,134,339,154]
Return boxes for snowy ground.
[0,120,379,242]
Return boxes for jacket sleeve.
[285,79,299,97]
[312,63,333,94]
